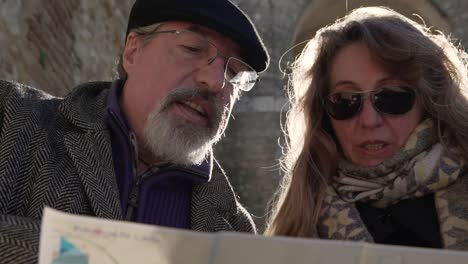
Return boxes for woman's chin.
[349,147,396,167]
[350,157,386,167]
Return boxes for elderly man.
[0,0,269,261]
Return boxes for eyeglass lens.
[325,86,416,120]
[173,30,258,91]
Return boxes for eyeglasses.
[146,29,258,92]
[324,86,416,120]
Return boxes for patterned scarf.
[317,119,468,250]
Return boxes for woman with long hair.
[266,6,468,250]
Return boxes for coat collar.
[59,81,111,132]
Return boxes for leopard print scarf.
[317,119,468,250]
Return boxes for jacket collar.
[59,81,111,132]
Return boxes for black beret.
[126,0,269,73]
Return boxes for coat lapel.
[64,131,123,220]
[190,166,237,232]
[60,82,123,220]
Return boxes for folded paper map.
[39,207,468,264]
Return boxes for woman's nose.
[358,98,383,128]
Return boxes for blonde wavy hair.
[266,6,468,237]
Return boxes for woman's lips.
[362,142,385,151]
[356,140,392,156]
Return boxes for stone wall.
[0,0,131,95]
[217,0,309,230]
[1,0,468,231]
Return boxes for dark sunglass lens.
[373,87,416,115]
[325,93,362,120]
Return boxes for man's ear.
[122,32,141,73]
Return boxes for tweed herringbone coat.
[0,80,255,263]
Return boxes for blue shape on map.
[59,237,79,255]
[51,236,88,264]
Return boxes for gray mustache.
[159,87,225,129]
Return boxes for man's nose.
[194,57,228,95]
[358,98,383,129]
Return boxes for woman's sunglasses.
[324,86,416,120]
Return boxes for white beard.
[142,87,233,166]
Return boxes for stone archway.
[293,0,451,47]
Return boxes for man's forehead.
[161,21,242,57]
